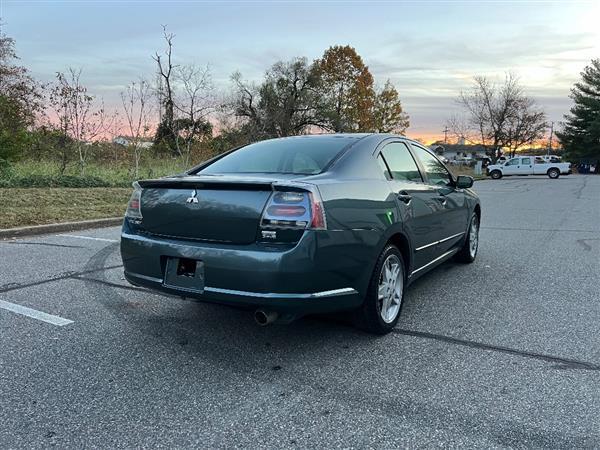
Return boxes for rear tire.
[356,245,405,335]
[455,212,479,263]
[548,168,560,179]
[490,170,502,180]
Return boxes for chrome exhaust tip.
[254,310,279,326]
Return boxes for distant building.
[428,143,488,161]
[113,136,153,149]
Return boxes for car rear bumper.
[123,270,359,314]
[120,222,373,314]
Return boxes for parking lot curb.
[0,217,123,240]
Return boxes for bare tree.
[172,64,214,166]
[152,26,177,153]
[504,96,547,157]
[121,79,153,177]
[48,68,107,175]
[230,58,323,139]
[448,74,547,161]
[229,71,263,138]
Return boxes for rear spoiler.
[137,177,274,191]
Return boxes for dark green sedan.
[121,134,480,334]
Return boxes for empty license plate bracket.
[163,257,204,293]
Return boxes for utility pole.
[442,126,449,144]
[547,121,554,156]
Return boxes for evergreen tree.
[556,59,600,162]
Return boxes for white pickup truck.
[487,156,571,179]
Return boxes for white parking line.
[57,234,118,243]
[0,300,74,326]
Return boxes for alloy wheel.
[378,254,403,323]
[469,214,479,258]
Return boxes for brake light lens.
[309,192,326,229]
[125,182,143,221]
[260,186,327,230]
[266,205,307,217]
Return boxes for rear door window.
[379,142,423,182]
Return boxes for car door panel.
[516,157,533,175]
[434,185,469,254]
[503,158,523,175]
[408,143,469,260]
[392,181,441,269]
[376,142,441,270]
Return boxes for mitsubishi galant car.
[121,134,480,334]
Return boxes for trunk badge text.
[186,190,199,204]
[261,230,277,240]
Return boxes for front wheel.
[356,245,405,335]
[548,168,560,179]
[455,212,479,263]
[490,170,502,180]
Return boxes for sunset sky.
[2,0,599,143]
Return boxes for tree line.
[0,27,409,177]
[1,25,598,181]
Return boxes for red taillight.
[125,182,143,221]
[260,185,327,231]
[266,205,307,217]
[309,192,326,229]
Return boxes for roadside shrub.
[0,158,14,179]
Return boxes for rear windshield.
[199,136,353,175]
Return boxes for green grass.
[4,158,187,187]
[0,157,487,229]
[0,188,131,229]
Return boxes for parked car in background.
[487,156,571,179]
[121,134,481,334]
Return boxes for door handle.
[397,191,412,204]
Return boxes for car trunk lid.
[137,174,303,244]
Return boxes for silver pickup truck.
[487,156,571,179]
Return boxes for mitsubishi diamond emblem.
[186,189,199,204]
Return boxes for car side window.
[379,142,423,182]
[410,144,452,186]
[506,158,520,166]
[522,157,531,165]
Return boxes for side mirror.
[456,175,474,189]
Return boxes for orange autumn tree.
[313,45,376,132]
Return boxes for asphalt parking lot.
[1,175,599,448]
